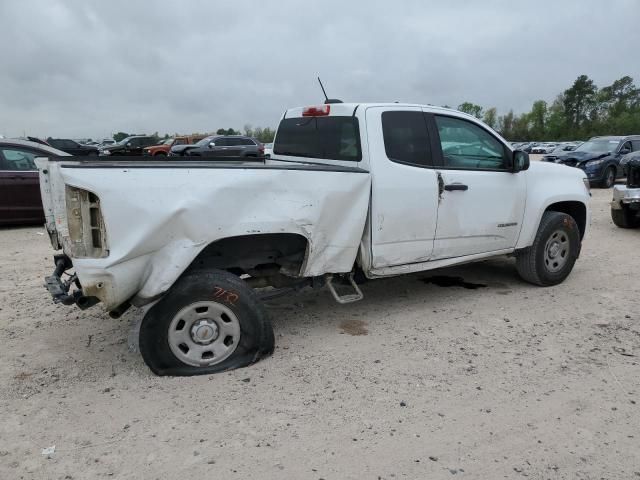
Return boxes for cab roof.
[283,102,480,122]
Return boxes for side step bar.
[325,273,364,304]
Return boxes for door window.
[226,138,242,146]
[619,141,632,154]
[435,116,508,170]
[239,138,255,145]
[632,140,640,151]
[214,138,228,147]
[381,111,432,167]
[0,148,37,170]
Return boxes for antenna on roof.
[317,77,343,104]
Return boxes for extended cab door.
[427,113,526,259]
[366,107,440,267]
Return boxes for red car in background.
[0,139,69,226]
[143,135,205,157]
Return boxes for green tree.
[113,132,129,142]
[497,110,515,138]
[563,75,597,133]
[483,107,498,129]
[599,76,640,118]
[457,102,483,119]
[546,95,568,139]
[528,100,548,139]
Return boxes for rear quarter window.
[274,116,361,161]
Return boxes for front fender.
[515,163,590,249]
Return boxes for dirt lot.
[1,187,639,480]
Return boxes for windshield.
[195,136,216,147]
[161,138,174,145]
[575,139,620,153]
[118,137,133,145]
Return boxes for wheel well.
[545,201,587,239]
[185,233,309,277]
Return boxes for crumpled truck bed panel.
[58,166,371,310]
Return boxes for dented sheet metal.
[40,160,371,310]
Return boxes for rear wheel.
[154,152,167,157]
[516,211,581,286]
[611,205,640,228]
[139,269,274,376]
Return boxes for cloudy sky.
[1,0,639,139]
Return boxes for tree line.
[455,74,640,141]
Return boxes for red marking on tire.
[213,286,239,306]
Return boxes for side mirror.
[126,142,132,147]
[513,150,530,172]
[208,142,216,148]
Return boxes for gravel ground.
[1,187,639,480]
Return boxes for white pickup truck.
[36,102,591,376]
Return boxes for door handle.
[444,183,468,191]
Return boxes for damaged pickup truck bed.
[36,102,591,376]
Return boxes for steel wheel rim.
[168,301,241,367]
[543,229,570,273]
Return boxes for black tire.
[87,150,98,156]
[516,211,581,286]
[599,166,616,188]
[154,152,167,157]
[139,269,274,376]
[611,205,640,228]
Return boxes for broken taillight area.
[65,186,109,258]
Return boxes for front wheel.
[516,211,581,286]
[139,269,274,376]
[611,205,640,228]
[599,166,616,188]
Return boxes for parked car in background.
[143,136,205,157]
[550,143,580,154]
[169,135,263,157]
[100,139,115,148]
[47,138,100,156]
[263,142,273,158]
[0,139,69,226]
[101,136,158,156]
[619,150,640,175]
[542,135,640,188]
[531,143,558,154]
[611,158,640,228]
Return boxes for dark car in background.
[619,150,640,176]
[101,135,158,156]
[169,135,263,157]
[542,135,640,188]
[0,139,69,226]
[47,138,99,156]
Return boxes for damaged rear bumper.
[44,254,100,309]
